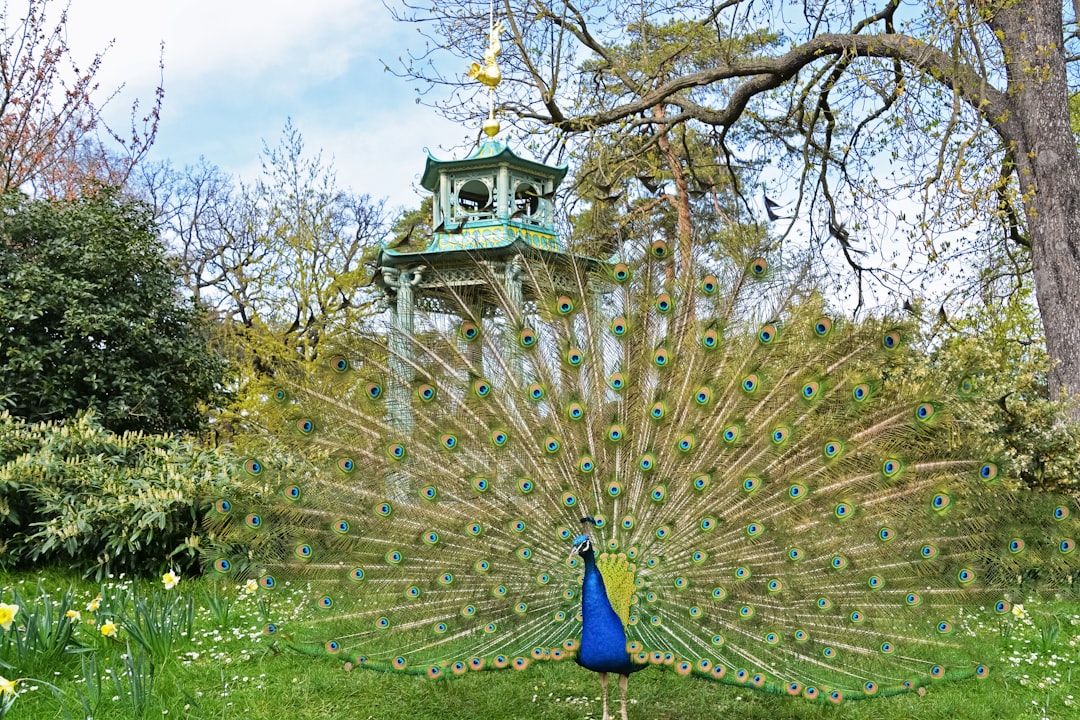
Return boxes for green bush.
[929,287,1080,495]
[0,412,241,579]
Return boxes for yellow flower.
[0,675,17,696]
[87,595,101,612]
[100,620,118,638]
[1012,603,1026,619]
[65,610,81,622]
[162,570,180,590]
[0,603,18,632]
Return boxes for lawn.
[1,569,1077,719]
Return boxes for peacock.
[206,244,1078,718]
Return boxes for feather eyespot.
[459,321,479,341]
[244,459,262,475]
[417,384,436,402]
[612,263,630,282]
[296,419,314,434]
[518,327,537,348]
[610,317,628,336]
[749,257,768,276]
[555,296,574,315]
[608,373,626,390]
[566,347,584,366]
[700,275,718,294]
[654,293,672,313]
[814,317,832,337]
[882,330,901,349]
[331,356,348,372]
[650,239,669,258]
[758,324,776,344]
[701,329,718,349]
[473,379,491,397]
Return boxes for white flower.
[162,571,180,590]
[65,610,81,622]
[244,579,258,594]
[87,595,101,612]
[0,603,19,632]
[1012,603,1026,619]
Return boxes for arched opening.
[456,179,492,217]
[514,183,540,219]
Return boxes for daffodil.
[0,675,17,696]
[65,609,81,622]
[244,579,258,593]
[1012,603,1026,619]
[0,603,18,632]
[162,570,180,590]
[87,595,101,612]
[100,620,118,638]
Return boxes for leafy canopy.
[0,189,226,433]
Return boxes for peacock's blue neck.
[576,549,634,674]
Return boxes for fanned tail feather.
[206,248,1079,699]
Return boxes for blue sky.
[65,0,474,212]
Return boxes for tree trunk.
[990,0,1080,412]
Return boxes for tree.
[141,122,390,367]
[0,188,226,433]
[392,0,1080,408]
[1,0,162,196]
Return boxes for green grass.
[1,569,1077,719]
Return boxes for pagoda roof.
[419,140,568,191]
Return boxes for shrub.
[0,412,241,578]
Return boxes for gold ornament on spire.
[467,19,505,89]
[467,18,506,138]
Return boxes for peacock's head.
[570,534,593,560]
[570,516,598,560]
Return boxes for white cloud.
[64,0,378,92]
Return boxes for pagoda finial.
[467,2,504,138]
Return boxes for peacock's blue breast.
[577,557,636,675]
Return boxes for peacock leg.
[618,674,629,720]
[598,671,610,720]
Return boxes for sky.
[62,0,477,212]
